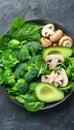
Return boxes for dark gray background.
[0,0,74,130]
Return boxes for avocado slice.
[35,82,65,103]
[42,46,73,60]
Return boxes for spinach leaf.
[8,22,42,41]
[0,35,11,51]
[35,58,48,76]
[23,93,45,112]
[2,49,19,67]
[11,16,25,30]
[59,82,74,90]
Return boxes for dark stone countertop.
[0,0,74,130]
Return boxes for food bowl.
[1,19,74,111]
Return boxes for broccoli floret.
[8,39,20,49]
[3,68,15,86]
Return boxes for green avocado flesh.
[35,82,65,103]
[42,46,73,60]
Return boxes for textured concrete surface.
[0,0,74,130]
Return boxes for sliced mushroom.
[45,54,64,70]
[40,37,52,47]
[41,68,68,87]
[42,24,55,37]
[58,36,73,47]
[41,71,56,84]
[54,68,68,87]
[50,29,63,42]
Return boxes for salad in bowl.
[0,17,74,112]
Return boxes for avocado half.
[42,46,73,60]
[35,82,65,103]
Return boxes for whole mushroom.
[40,37,52,47]
[50,29,63,42]
[58,36,73,47]
[41,68,68,87]
[45,54,64,70]
[42,24,55,37]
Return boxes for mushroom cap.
[50,29,63,42]
[42,24,55,37]
[40,37,52,47]
[45,54,64,70]
[58,36,73,47]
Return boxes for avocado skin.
[42,46,73,60]
[35,82,65,103]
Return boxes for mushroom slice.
[41,68,68,87]
[41,71,56,84]
[42,24,55,37]
[55,68,68,87]
[45,54,64,70]
[58,36,73,47]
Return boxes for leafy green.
[8,22,43,41]
[23,93,45,112]
[0,35,11,51]
[2,49,19,67]
[59,82,74,90]
[34,58,48,76]
[11,16,25,30]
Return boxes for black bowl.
[2,19,74,110]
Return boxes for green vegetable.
[23,93,45,112]
[2,50,19,67]
[35,82,65,103]
[25,66,38,82]
[8,21,43,41]
[12,78,28,93]
[42,46,73,60]
[14,63,27,79]
[11,16,25,30]
[0,35,11,51]
[28,82,38,93]
[59,82,74,90]
[19,41,42,61]
[8,39,20,49]
[35,57,48,76]
[3,68,15,85]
